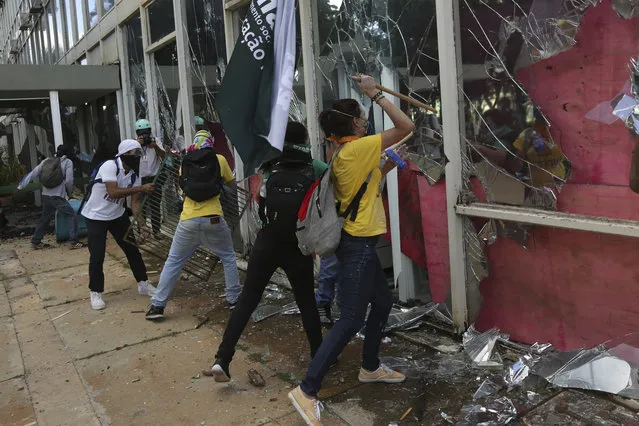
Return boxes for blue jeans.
[300,232,392,397]
[315,254,340,307]
[151,216,241,306]
[33,195,77,244]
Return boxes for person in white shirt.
[18,145,84,250]
[135,119,166,238]
[81,139,157,310]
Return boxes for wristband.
[371,91,384,103]
[384,149,407,169]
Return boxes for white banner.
[267,0,297,152]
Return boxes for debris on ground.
[457,396,517,425]
[251,304,282,323]
[247,369,265,387]
[472,377,504,400]
[532,332,639,398]
[463,326,507,369]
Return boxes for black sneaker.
[227,301,237,310]
[145,305,164,320]
[318,306,334,325]
[211,359,231,382]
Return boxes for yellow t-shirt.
[332,134,387,237]
[513,130,567,187]
[180,154,234,221]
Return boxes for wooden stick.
[400,407,413,421]
[381,132,414,159]
[376,84,438,113]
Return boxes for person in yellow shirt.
[145,130,240,320]
[513,109,568,188]
[289,74,415,425]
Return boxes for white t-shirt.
[139,139,165,178]
[81,157,140,221]
[19,156,74,199]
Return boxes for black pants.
[142,175,163,234]
[215,226,323,364]
[86,213,148,293]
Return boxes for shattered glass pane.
[125,15,147,121]
[154,42,180,151]
[186,0,226,124]
[473,377,504,400]
[314,0,442,164]
[463,326,503,366]
[461,0,575,211]
[611,0,639,19]
[457,396,517,425]
[532,333,639,398]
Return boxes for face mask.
[120,155,141,175]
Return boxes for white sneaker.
[138,280,157,296]
[90,292,106,310]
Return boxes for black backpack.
[265,160,315,236]
[179,149,223,202]
[40,157,64,188]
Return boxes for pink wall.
[418,1,639,350]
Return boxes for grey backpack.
[39,158,64,189]
[296,145,372,256]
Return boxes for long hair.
[318,99,361,138]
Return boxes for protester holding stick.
[289,75,415,425]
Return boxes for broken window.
[125,14,147,121]
[186,0,226,122]
[153,42,180,150]
[314,0,443,171]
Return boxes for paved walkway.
[2,236,639,426]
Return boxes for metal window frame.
[145,30,176,54]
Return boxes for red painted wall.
[414,1,639,350]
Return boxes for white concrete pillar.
[380,65,419,302]
[299,0,320,160]
[173,0,195,149]
[436,0,468,332]
[223,5,250,254]
[49,90,64,149]
[116,89,126,140]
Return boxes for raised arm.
[353,75,415,150]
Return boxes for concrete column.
[116,25,134,138]
[223,5,250,254]
[436,0,468,332]
[380,65,419,302]
[140,5,158,135]
[173,0,195,150]
[49,90,64,149]
[116,89,126,140]
[299,0,320,160]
